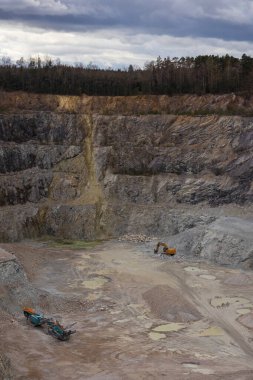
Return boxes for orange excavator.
[154,242,176,256]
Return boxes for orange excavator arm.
[154,242,168,254]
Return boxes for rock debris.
[118,234,156,243]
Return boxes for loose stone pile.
[118,234,156,243]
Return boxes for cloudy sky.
[1,0,253,68]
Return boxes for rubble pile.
[118,234,156,243]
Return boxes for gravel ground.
[1,240,253,379]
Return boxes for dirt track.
[1,240,253,379]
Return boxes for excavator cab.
[154,242,176,256]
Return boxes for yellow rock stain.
[184,266,206,273]
[211,296,250,308]
[149,332,167,341]
[153,323,187,333]
[236,308,252,315]
[199,326,224,337]
[82,277,108,289]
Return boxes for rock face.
[0,91,252,266]
[0,248,38,315]
[94,114,253,205]
[168,216,253,268]
[200,217,253,267]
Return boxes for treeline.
[0,54,253,96]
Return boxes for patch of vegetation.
[51,239,102,250]
[37,236,102,250]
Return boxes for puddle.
[199,326,224,336]
[114,319,131,324]
[194,352,217,360]
[95,269,111,276]
[144,322,153,329]
[153,323,187,333]
[184,267,207,273]
[199,274,216,280]
[87,292,102,301]
[137,315,150,324]
[210,296,250,308]
[120,336,134,342]
[236,308,252,315]
[182,363,199,369]
[182,363,214,375]
[149,332,166,341]
[76,263,89,270]
[110,310,121,315]
[82,277,109,289]
[167,348,183,355]
[128,303,142,310]
[79,254,91,259]
[192,368,215,375]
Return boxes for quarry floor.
[1,240,253,380]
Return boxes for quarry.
[0,91,253,379]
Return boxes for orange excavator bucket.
[23,307,36,314]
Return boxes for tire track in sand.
[162,266,253,358]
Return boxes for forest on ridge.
[0,54,253,96]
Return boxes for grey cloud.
[0,0,253,42]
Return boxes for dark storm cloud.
[187,18,253,41]
[0,0,253,42]
[0,9,119,29]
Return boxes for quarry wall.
[0,91,253,265]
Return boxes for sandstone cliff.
[0,91,252,265]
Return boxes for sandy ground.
[1,240,253,379]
